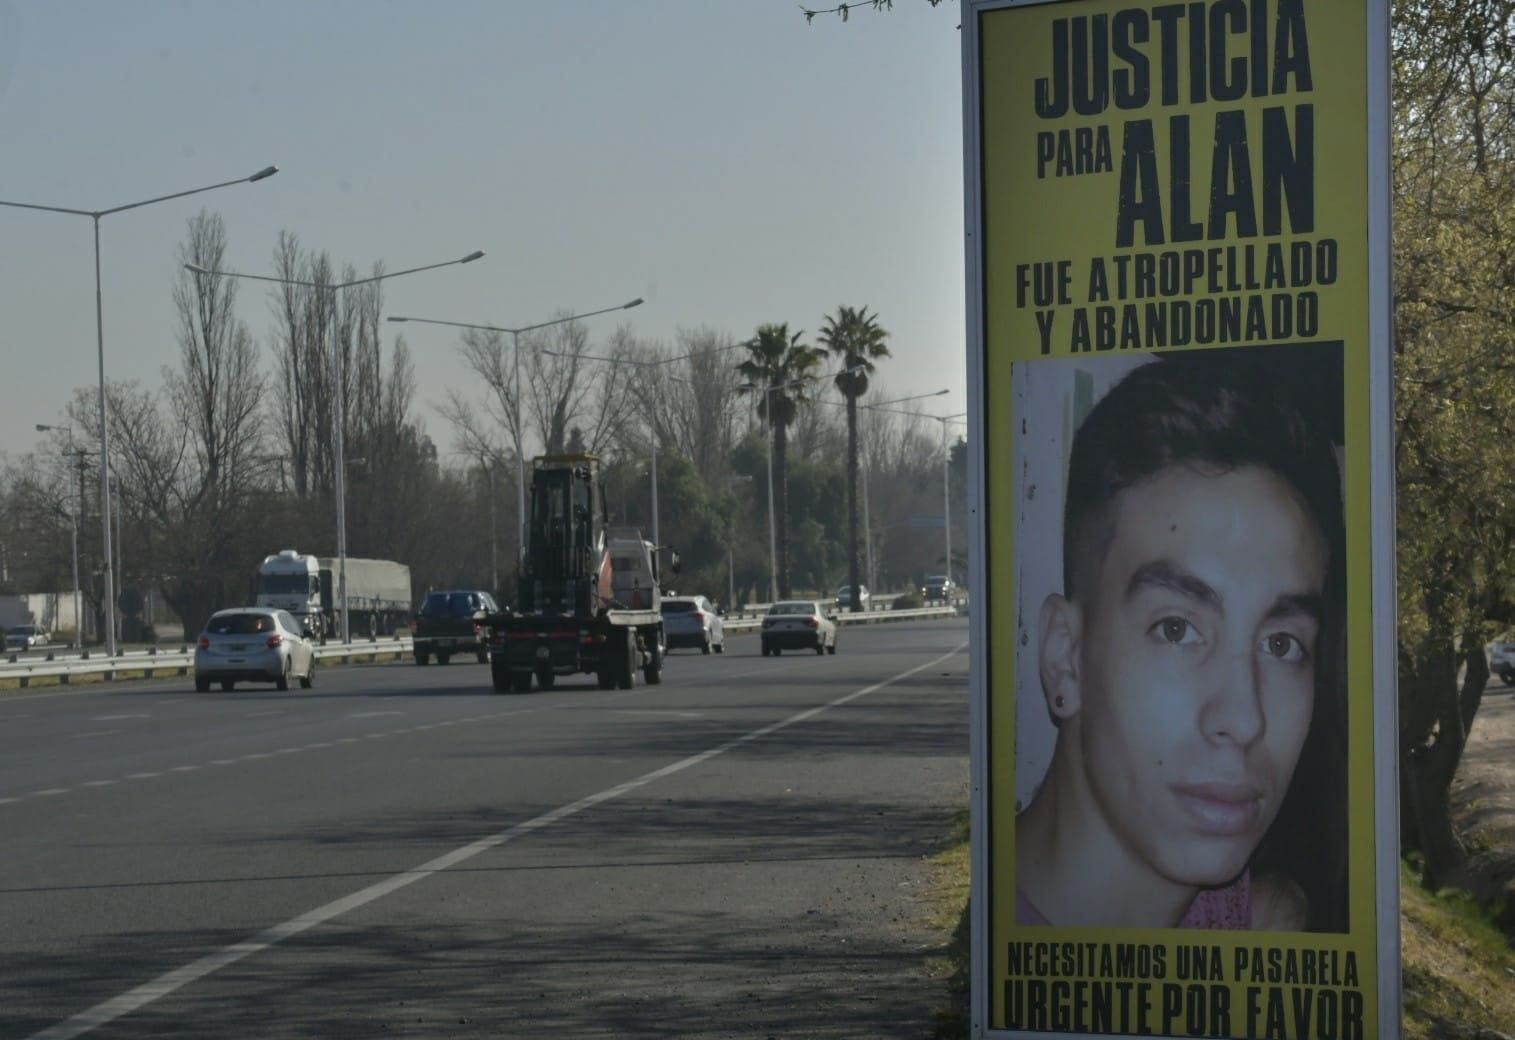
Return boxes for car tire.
[513,671,534,693]
[701,636,711,655]
[300,661,315,689]
[490,655,513,693]
[220,679,235,692]
[714,639,724,654]
[195,676,210,693]
[437,652,451,666]
[276,661,291,691]
[1502,669,1515,686]
[645,637,663,685]
[476,650,489,664]
[814,644,824,656]
[827,640,837,655]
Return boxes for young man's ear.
[1038,593,1082,721]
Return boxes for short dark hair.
[1062,348,1344,609]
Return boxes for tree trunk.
[846,395,860,612]
[1399,635,1472,889]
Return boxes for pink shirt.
[1017,870,1251,929]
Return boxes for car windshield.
[769,603,815,616]
[661,601,697,614]
[205,614,273,636]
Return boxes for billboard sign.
[962,2,1397,1037]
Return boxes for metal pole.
[93,216,117,656]
[514,330,527,565]
[334,321,349,644]
[650,377,660,549]
[488,461,498,596]
[942,419,952,588]
[862,450,874,594]
[71,462,81,650]
[765,388,778,604]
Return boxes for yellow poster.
[966,1,1394,1037]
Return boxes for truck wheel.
[617,634,637,690]
[195,676,210,693]
[644,637,663,685]
[490,655,512,693]
[437,652,451,666]
[415,650,430,666]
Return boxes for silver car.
[195,607,316,692]
[661,595,725,654]
[761,600,838,657]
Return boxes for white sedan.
[760,600,838,657]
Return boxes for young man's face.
[1068,463,1326,890]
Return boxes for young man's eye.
[1261,632,1310,663]
[1150,617,1201,646]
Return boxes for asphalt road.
[0,618,970,1039]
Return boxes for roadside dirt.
[1451,684,1515,913]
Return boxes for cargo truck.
[475,454,673,693]
[255,550,412,641]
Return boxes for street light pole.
[1,165,279,656]
[857,389,949,596]
[939,413,968,587]
[388,297,644,566]
[189,248,485,642]
[36,424,89,648]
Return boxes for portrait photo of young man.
[1011,345,1349,933]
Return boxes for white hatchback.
[194,607,316,692]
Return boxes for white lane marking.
[126,772,160,781]
[92,714,150,722]
[350,711,402,719]
[0,796,19,804]
[209,759,238,766]
[25,644,964,1040]
[33,789,68,797]
[72,730,120,739]
[615,710,703,718]
[170,766,199,773]
[244,711,281,719]
[81,780,118,787]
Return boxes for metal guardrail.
[0,603,962,688]
[0,636,413,688]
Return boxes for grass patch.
[1400,860,1515,1038]
[925,807,971,1040]
[926,825,1515,1039]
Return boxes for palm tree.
[817,305,891,612]
[736,323,825,600]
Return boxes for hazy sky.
[0,1,966,462]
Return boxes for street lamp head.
[248,165,280,182]
[386,316,410,323]
[460,250,486,264]
[624,297,645,310]
[184,262,211,275]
